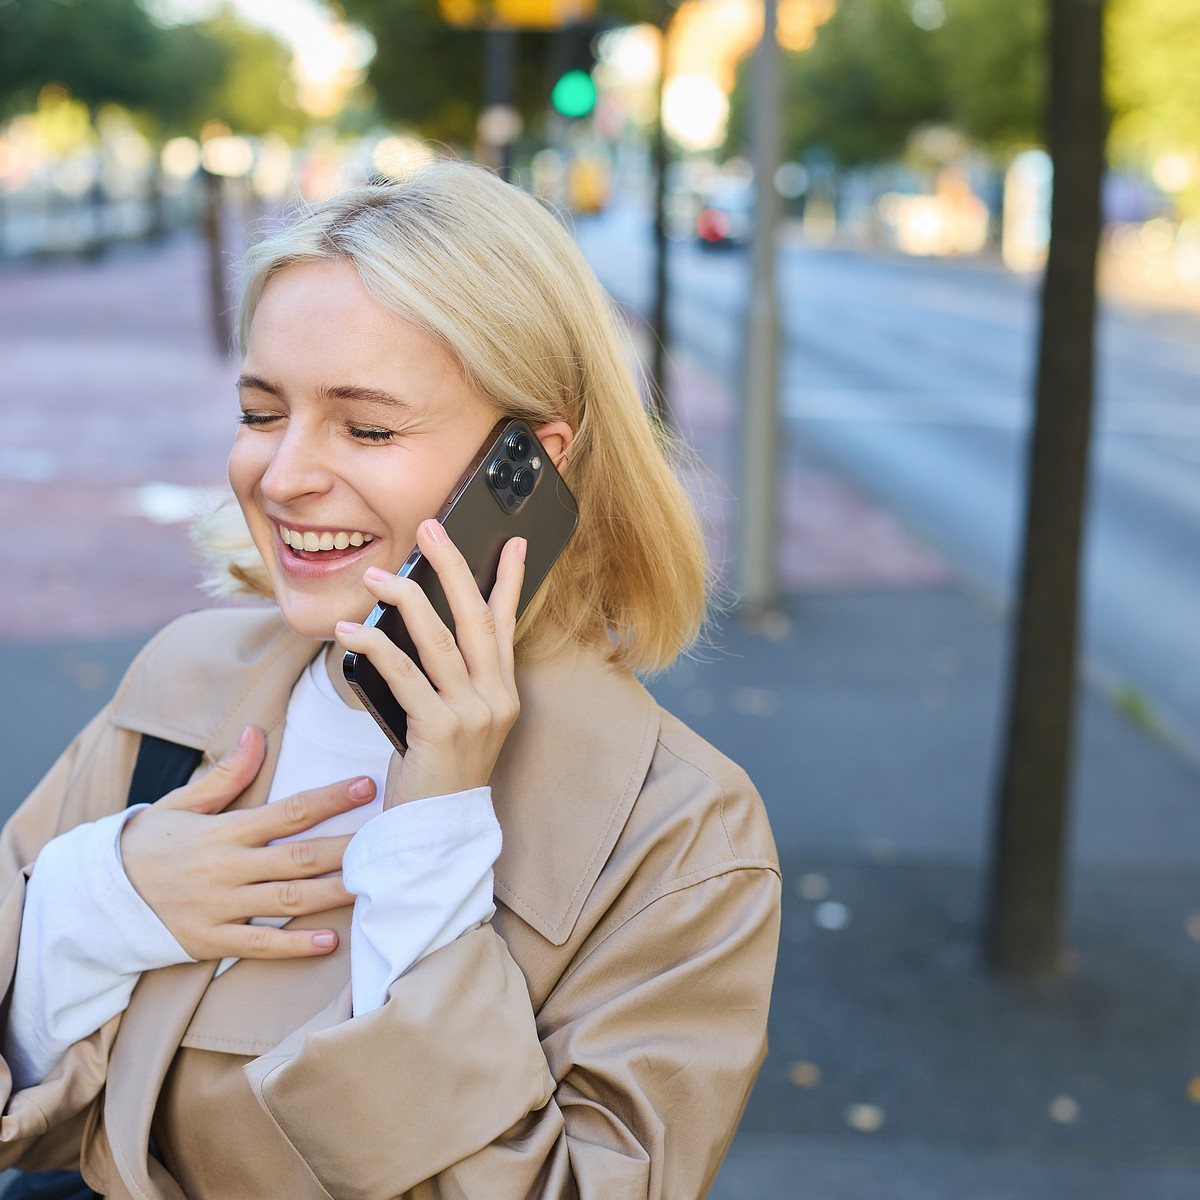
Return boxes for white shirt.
[3,653,502,1090]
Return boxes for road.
[576,203,1200,756]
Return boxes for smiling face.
[228,259,500,640]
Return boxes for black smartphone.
[342,417,579,753]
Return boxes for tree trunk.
[985,0,1107,979]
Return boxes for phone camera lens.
[506,431,533,462]
[489,459,513,489]
[512,466,537,497]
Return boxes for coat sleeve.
[244,862,781,1200]
[0,706,132,1171]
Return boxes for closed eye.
[349,426,396,443]
[239,412,280,427]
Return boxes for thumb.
[157,726,266,814]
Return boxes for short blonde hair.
[202,160,708,673]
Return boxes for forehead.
[245,260,463,392]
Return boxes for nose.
[258,421,334,506]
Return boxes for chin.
[275,593,374,642]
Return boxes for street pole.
[482,27,518,180]
[739,0,782,615]
[648,1,673,429]
[200,166,232,355]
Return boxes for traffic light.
[551,70,596,118]
[550,24,599,119]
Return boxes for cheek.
[227,433,262,503]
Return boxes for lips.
[274,523,379,576]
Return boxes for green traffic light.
[551,69,597,119]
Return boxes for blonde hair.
[202,160,708,673]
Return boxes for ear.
[534,420,574,471]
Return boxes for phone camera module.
[488,458,514,490]
[505,431,533,462]
[512,466,537,497]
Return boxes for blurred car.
[695,182,755,248]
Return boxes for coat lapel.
[489,642,659,944]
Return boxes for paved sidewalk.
[3,238,1200,1197]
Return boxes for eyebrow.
[236,374,412,410]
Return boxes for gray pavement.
[3,236,1200,1197]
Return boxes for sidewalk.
[3,238,1200,1197]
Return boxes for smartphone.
[342,417,579,753]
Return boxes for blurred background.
[1,0,1200,1196]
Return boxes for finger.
[487,535,527,685]
[413,519,512,683]
[361,559,472,697]
[212,924,343,961]
[235,875,356,919]
[238,775,376,844]
[335,618,442,715]
[247,834,355,883]
[157,726,265,814]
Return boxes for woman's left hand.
[334,519,526,808]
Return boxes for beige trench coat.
[0,609,780,1200]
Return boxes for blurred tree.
[726,0,1045,167]
[0,0,167,117]
[336,0,552,144]
[986,0,1106,981]
[939,0,1043,148]
[160,8,304,139]
[0,0,301,140]
[1108,0,1200,212]
[727,0,946,165]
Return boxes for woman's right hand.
[120,727,375,962]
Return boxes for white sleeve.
[341,787,502,1016]
[3,806,194,1090]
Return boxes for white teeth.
[279,525,373,552]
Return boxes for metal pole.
[739,0,782,614]
[483,26,518,180]
[649,2,672,428]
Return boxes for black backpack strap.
[5,736,202,1200]
[126,735,204,808]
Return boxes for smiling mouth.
[279,525,376,560]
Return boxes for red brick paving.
[0,237,950,643]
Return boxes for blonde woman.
[0,162,780,1199]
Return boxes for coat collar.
[108,608,660,946]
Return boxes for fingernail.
[515,537,527,563]
[238,726,253,750]
[336,620,361,635]
[364,566,389,581]
[423,519,448,544]
[313,931,337,950]
[348,776,375,800]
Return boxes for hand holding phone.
[339,419,579,759]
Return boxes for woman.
[0,161,780,1199]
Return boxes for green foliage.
[0,0,302,139]
[728,0,1043,168]
[0,0,166,116]
[337,0,487,143]
[337,0,629,144]
[939,0,1042,148]
[177,8,304,139]
[1108,0,1200,163]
